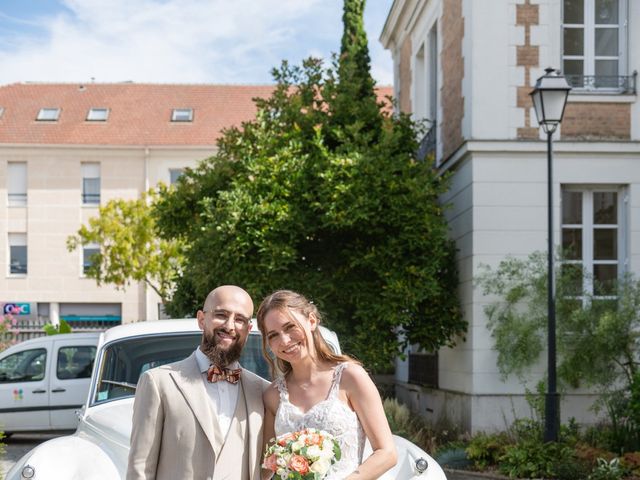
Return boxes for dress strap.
[274,376,289,400]
[328,363,348,399]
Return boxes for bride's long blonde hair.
[256,290,358,377]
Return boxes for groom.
[127,285,270,480]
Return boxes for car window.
[0,348,47,383]
[95,334,200,403]
[57,346,97,380]
[240,334,270,380]
[93,332,271,405]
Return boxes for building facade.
[381,0,640,433]
[0,83,273,335]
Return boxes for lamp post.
[530,67,571,443]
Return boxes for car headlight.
[21,465,36,479]
[415,457,429,474]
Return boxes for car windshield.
[93,332,270,405]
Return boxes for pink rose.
[304,433,322,446]
[289,455,310,475]
[263,453,278,472]
[278,432,296,446]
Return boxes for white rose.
[320,441,336,459]
[305,445,322,461]
[291,440,305,452]
[277,453,291,467]
[310,458,331,475]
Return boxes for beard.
[201,328,245,367]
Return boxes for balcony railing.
[566,71,637,94]
[416,123,436,161]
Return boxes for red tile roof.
[0,83,393,146]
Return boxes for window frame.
[8,232,28,276]
[171,109,193,122]
[562,0,628,92]
[81,163,101,205]
[36,108,61,121]
[86,108,109,122]
[560,185,627,301]
[7,162,27,207]
[169,168,185,185]
[82,243,101,275]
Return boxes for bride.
[257,290,397,479]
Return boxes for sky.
[0,0,395,86]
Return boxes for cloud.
[0,0,392,85]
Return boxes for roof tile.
[0,83,393,146]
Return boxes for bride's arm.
[342,364,397,480]
[261,385,279,480]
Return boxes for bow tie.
[207,365,241,384]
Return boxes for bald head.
[203,285,254,316]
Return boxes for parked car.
[0,332,100,435]
[6,320,446,479]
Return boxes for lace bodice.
[274,363,366,480]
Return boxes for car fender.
[366,434,447,480]
[5,435,121,480]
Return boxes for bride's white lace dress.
[274,363,366,479]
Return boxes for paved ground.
[1,433,61,477]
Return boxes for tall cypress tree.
[330,0,382,146]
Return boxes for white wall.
[0,145,213,323]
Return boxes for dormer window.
[87,108,109,121]
[36,108,60,121]
[171,109,193,122]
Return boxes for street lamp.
[530,67,571,442]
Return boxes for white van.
[0,332,100,435]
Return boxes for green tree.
[476,252,640,388]
[477,253,640,451]
[67,190,185,304]
[155,53,464,369]
[327,0,382,146]
[43,318,72,335]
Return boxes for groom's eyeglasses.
[203,309,250,328]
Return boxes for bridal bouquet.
[262,428,341,479]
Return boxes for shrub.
[466,432,510,470]
[0,430,5,479]
[383,398,436,452]
[498,440,575,479]
[0,313,19,352]
[621,452,640,477]
[588,457,628,480]
[575,442,616,468]
[382,398,463,454]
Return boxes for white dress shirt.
[195,348,240,439]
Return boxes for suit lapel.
[170,353,225,457]
[241,371,265,480]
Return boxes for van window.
[0,348,47,383]
[57,346,97,380]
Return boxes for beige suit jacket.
[126,352,269,480]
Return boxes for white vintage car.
[6,320,446,480]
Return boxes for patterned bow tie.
[207,365,241,384]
